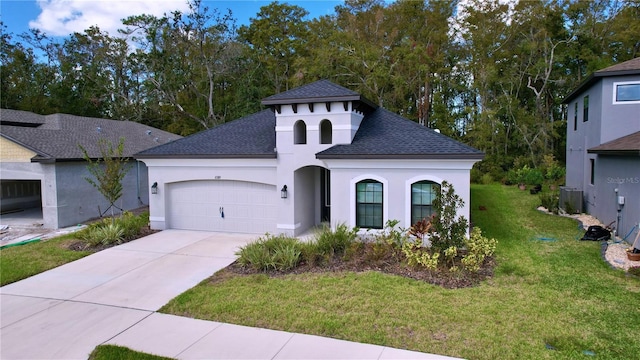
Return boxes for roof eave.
[135,153,277,160]
[562,69,640,104]
[316,153,485,160]
[587,149,640,156]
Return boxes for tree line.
[1,0,638,179]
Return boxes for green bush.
[236,234,302,271]
[524,168,544,185]
[80,221,125,246]
[539,191,560,214]
[315,223,358,256]
[77,211,149,247]
[429,181,469,253]
[120,211,149,241]
[461,227,497,273]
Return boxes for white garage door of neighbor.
[167,180,277,234]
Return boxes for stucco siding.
[53,160,148,228]
[326,159,476,232]
[141,158,278,230]
[600,76,640,144]
[591,156,640,241]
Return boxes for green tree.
[80,138,130,220]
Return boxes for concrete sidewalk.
[0,230,461,360]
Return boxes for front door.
[320,168,331,222]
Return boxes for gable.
[0,136,36,162]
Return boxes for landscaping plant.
[427,181,468,253]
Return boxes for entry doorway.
[320,168,331,223]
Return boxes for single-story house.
[563,57,640,240]
[0,109,181,228]
[135,80,484,236]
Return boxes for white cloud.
[29,0,191,36]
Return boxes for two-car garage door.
[167,180,277,234]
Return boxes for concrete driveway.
[0,230,460,360]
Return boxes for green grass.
[88,345,173,360]
[0,234,92,286]
[160,184,640,360]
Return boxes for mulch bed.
[226,242,495,289]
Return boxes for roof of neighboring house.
[587,131,640,156]
[261,80,378,110]
[136,81,483,161]
[135,109,277,159]
[0,109,181,162]
[316,108,484,159]
[563,57,640,104]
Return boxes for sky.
[1,0,343,39]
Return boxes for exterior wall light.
[281,185,288,199]
[151,182,158,194]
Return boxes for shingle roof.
[135,109,277,159]
[588,131,640,156]
[0,109,181,162]
[261,80,377,110]
[316,108,484,159]
[563,57,640,104]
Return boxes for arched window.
[294,120,307,144]
[411,181,439,225]
[356,180,383,229]
[320,119,332,144]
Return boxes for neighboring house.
[136,80,484,236]
[0,109,182,228]
[563,57,640,239]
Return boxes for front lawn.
[88,345,172,360]
[160,184,640,360]
[0,235,92,286]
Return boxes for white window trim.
[350,174,388,230]
[404,175,444,228]
[612,81,640,104]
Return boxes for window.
[411,181,440,225]
[573,102,578,131]
[590,159,595,185]
[356,180,383,229]
[294,120,307,144]
[583,96,589,122]
[614,82,640,103]
[320,119,332,144]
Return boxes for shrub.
[429,181,469,253]
[629,266,640,277]
[401,239,439,270]
[80,221,124,246]
[236,234,302,271]
[539,191,560,214]
[480,173,493,185]
[315,223,358,256]
[461,227,497,273]
[119,211,149,241]
[524,168,544,185]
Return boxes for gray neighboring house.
[563,57,640,240]
[136,80,484,236]
[0,109,181,228]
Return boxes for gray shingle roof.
[261,80,377,111]
[135,109,277,158]
[563,57,640,104]
[588,131,640,156]
[316,108,484,159]
[0,109,181,162]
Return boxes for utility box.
[560,187,583,214]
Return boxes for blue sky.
[1,0,343,39]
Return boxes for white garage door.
[167,180,277,234]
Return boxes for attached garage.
[167,180,277,234]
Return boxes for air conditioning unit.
[559,187,583,214]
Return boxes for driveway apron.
[0,230,250,359]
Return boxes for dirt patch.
[224,242,495,289]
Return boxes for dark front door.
[320,168,331,222]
